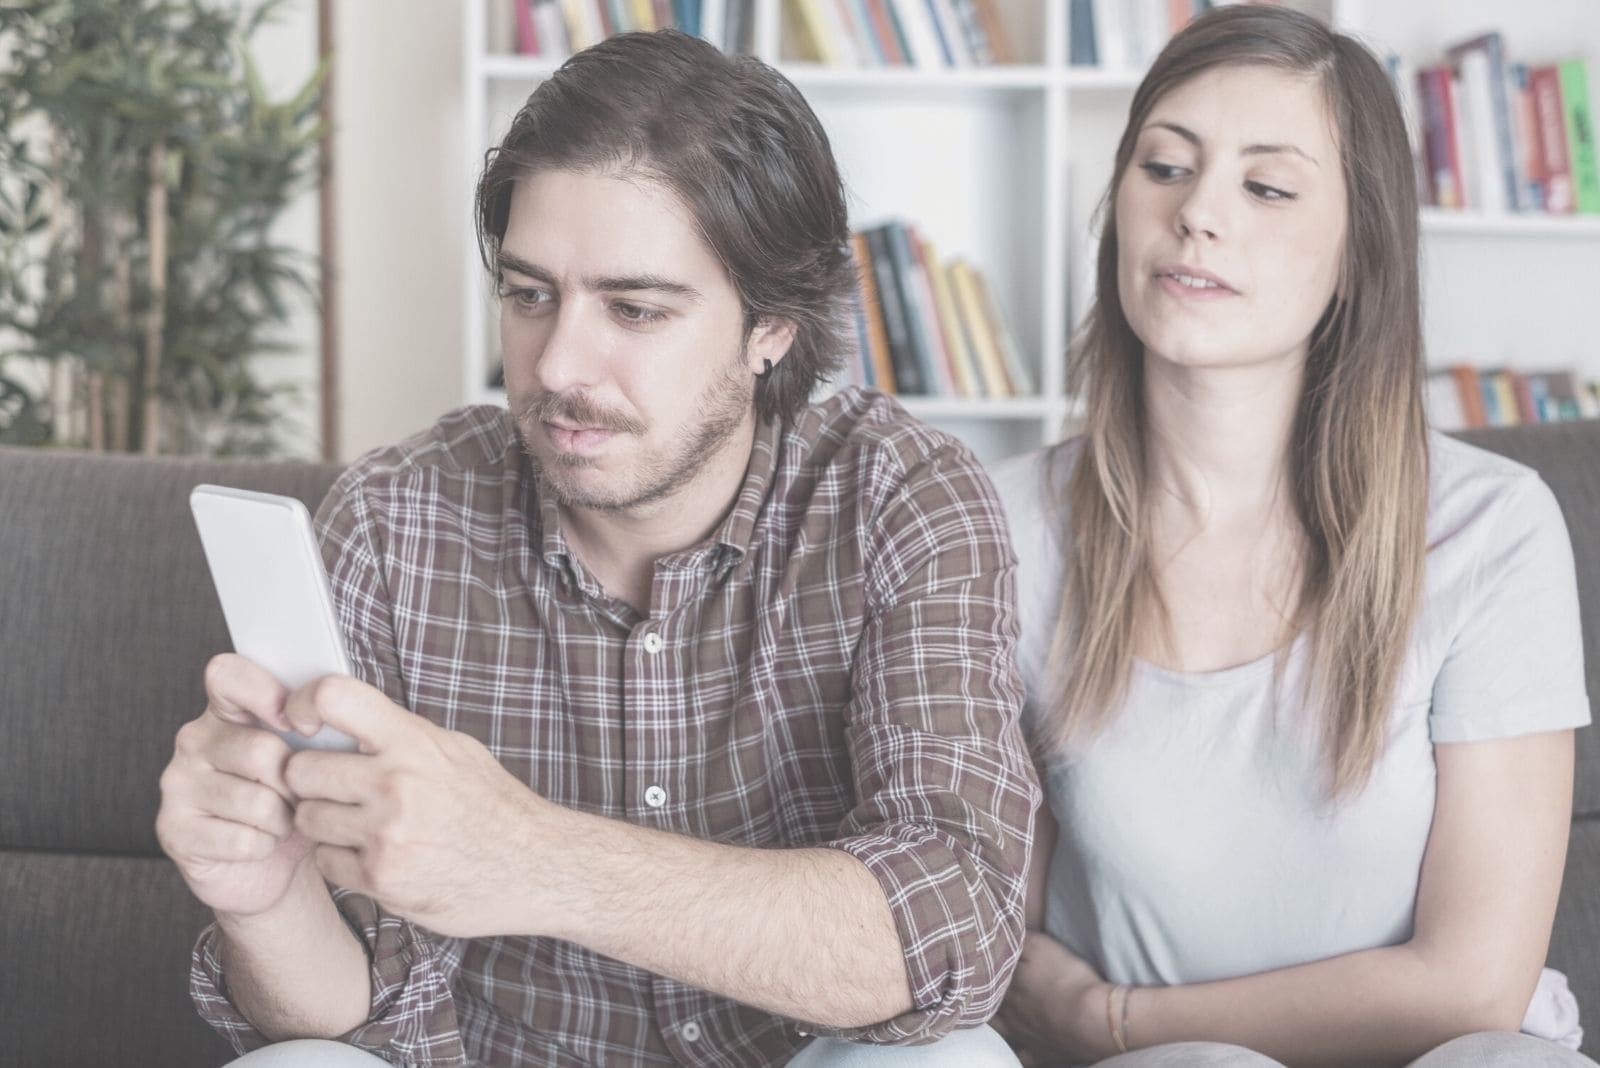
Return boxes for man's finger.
[177,815,282,864]
[284,749,375,805]
[313,842,368,895]
[294,797,369,849]
[283,675,415,755]
[204,653,293,732]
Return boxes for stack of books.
[1426,366,1600,430]
[842,221,1034,399]
[1067,0,1271,70]
[1390,33,1600,214]
[514,0,755,58]
[786,0,1014,68]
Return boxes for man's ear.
[746,317,798,375]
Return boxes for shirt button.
[642,631,664,654]
[681,1021,702,1042]
[644,785,668,808]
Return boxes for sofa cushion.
[0,851,235,1066]
[1457,423,1600,818]
[1550,816,1600,1057]
[0,447,342,855]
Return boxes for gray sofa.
[1,422,1596,1066]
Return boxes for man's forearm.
[215,861,372,1041]
[533,808,916,1030]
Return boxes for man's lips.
[544,423,618,452]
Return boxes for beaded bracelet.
[1105,984,1130,1054]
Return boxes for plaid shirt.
[190,388,1037,1066]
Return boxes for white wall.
[330,0,467,461]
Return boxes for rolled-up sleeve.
[187,468,468,1065]
[819,442,1039,1044]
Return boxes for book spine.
[1069,0,1097,67]
[864,225,924,395]
[883,222,948,394]
[1559,58,1600,214]
[890,0,945,68]
[949,0,992,66]
[1449,365,1487,427]
[850,233,898,392]
[926,247,978,397]
[973,268,1033,394]
[950,260,1010,396]
[1448,35,1520,212]
[1531,65,1575,213]
[1509,63,1546,211]
[1418,67,1462,209]
[971,0,1012,64]
[907,229,965,395]
[928,0,973,66]
[1454,49,1508,212]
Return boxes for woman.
[989,7,1593,1067]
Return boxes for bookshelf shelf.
[1419,209,1600,238]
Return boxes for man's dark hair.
[475,30,856,425]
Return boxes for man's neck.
[558,419,758,614]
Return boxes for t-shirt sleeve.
[1429,472,1591,743]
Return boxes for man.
[156,30,1036,1067]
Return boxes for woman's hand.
[994,931,1120,1066]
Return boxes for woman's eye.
[1246,181,1296,202]
[1139,161,1187,182]
[614,301,665,324]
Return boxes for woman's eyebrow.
[1142,120,1319,168]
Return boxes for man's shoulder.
[787,387,984,495]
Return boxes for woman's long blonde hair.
[1043,6,1429,797]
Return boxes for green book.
[1559,58,1600,214]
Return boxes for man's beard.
[510,349,755,513]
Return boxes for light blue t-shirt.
[989,432,1590,987]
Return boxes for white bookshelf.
[465,1,1600,464]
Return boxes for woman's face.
[1114,64,1348,374]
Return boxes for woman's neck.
[1141,352,1306,530]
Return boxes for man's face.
[498,168,779,513]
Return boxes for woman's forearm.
[1118,941,1526,1068]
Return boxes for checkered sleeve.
[186,467,468,1064]
[818,441,1040,1044]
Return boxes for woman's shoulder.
[1426,430,1567,559]
[988,435,1086,532]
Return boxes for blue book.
[1069,0,1097,67]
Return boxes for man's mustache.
[512,391,646,436]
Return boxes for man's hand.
[156,654,314,918]
[281,676,551,939]
[992,930,1117,1067]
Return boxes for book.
[1418,66,1464,209]
[863,225,924,394]
[1531,65,1576,213]
[1069,0,1097,67]
[925,246,979,397]
[1558,58,1600,214]
[972,268,1034,395]
[1448,365,1487,427]
[928,0,974,67]
[949,260,1012,396]
[850,233,897,392]
[1509,63,1546,211]
[1446,34,1518,213]
[865,0,909,65]
[949,0,992,65]
[883,222,949,393]
[515,0,541,55]
[971,0,1012,64]
[890,0,945,68]
[907,229,970,396]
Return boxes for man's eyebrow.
[496,251,703,302]
[1143,121,1320,167]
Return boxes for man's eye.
[614,302,664,324]
[1139,161,1187,182]
[502,288,553,310]
[1246,181,1296,202]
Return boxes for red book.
[1418,66,1465,208]
[864,0,907,64]
[1530,64,1575,213]
[1450,366,1488,428]
[514,0,540,54]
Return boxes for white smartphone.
[189,484,360,752]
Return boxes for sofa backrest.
[0,446,343,857]
[1456,423,1600,818]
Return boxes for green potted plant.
[0,0,324,453]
